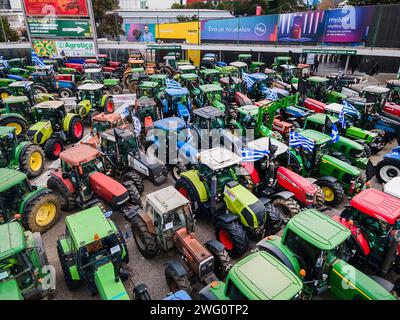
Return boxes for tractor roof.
[101,127,133,143]
[178,65,196,71]
[0,222,26,260]
[180,73,198,80]
[137,96,156,107]
[363,86,390,94]
[128,58,144,64]
[228,251,302,300]
[238,104,259,116]
[201,69,220,75]
[198,147,242,171]
[65,206,114,248]
[3,96,29,104]
[276,56,291,61]
[176,61,190,66]
[249,73,267,81]
[325,103,344,114]
[264,68,277,75]
[286,209,351,250]
[33,100,64,109]
[199,84,222,92]
[149,74,167,80]
[307,76,329,83]
[84,68,102,73]
[246,137,289,157]
[92,112,123,123]
[60,144,101,166]
[387,79,400,86]
[78,83,104,91]
[220,76,241,85]
[238,53,252,58]
[153,117,186,131]
[306,113,338,125]
[229,61,247,68]
[350,188,400,225]
[166,87,189,96]
[193,106,224,119]
[203,53,217,58]
[139,81,159,89]
[280,64,297,70]
[0,168,27,193]
[146,186,189,215]
[8,81,33,88]
[298,129,332,145]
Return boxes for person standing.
[314,59,320,73]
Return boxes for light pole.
[0,16,7,42]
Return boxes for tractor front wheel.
[215,220,248,259]
[272,197,300,220]
[57,240,82,290]
[204,241,231,279]
[122,171,144,194]
[68,117,84,142]
[0,117,28,136]
[23,193,61,233]
[122,179,142,207]
[376,158,400,183]
[130,215,159,259]
[47,176,76,211]
[314,186,325,208]
[44,137,64,160]
[316,180,344,207]
[110,85,123,95]
[165,264,192,295]
[20,144,45,178]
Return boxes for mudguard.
[204,239,225,254]
[14,141,31,163]
[56,80,75,89]
[180,170,208,203]
[384,147,400,160]
[19,187,52,215]
[62,113,78,133]
[165,260,187,277]
[0,113,28,123]
[50,170,76,193]
[104,78,119,86]
[317,176,339,184]
[94,262,129,300]
[256,241,296,273]
[214,212,240,224]
[77,100,92,117]
[270,191,295,201]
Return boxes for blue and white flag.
[241,148,269,162]
[242,73,255,90]
[187,127,193,142]
[289,131,315,153]
[343,100,361,119]
[31,50,46,67]
[261,87,278,101]
[338,109,346,128]
[0,56,8,68]
[166,78,182,90]
[132,115,141,136]
[330,123,339,143]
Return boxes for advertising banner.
[156,21,199,44]
[28,18,92,38]
[125,23,156,42]
[23,0,88,17]
[33,40,95,57]
[322,7,375,43]
[201,15,278,42]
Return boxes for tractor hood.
[320,154,361,176]
[94,262,130,300]
[0,279,23,300]
[89,171,129,207]
[26,120,52,143]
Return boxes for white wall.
[9,0,21,9]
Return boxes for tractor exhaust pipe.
[210,175,217,216]
[382,230,400,274]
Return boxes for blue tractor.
[30,67,76,98]
[160,88,192,122]
[376,146,400,183]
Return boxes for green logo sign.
[28,19,92,38]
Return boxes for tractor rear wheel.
[175,178,200,213]
[19,144,45,178]
[58,88,74,98]
[314,186,325,208]
[0,117,28,136]
[130,215,159,259]
[204,241,231,279]
[44,137,64,160]
[68,117,84,142]
[57,240,82,290]
[316,180,344,207]
[122,73,132,89]
[272,197,300,220]
[110,85,123,95]
[165,264,192,295]
[47,176,76,211]
[23,193,61,233]
[376,158,400,183]
[128,80,139,93]
[215,220,248,259]
[0,89,12,99]
[122,171,144,194]
[122,180,142,207]
[34,84,48,94]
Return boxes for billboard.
[125,23,156,42]
[323,7,375,43]
[28,18,92,38]
[201,15,279,42]
[156,21,199,44]
[23,0,88,17]
[33,40,95,57]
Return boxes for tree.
[0,17,19,42]
[93,0,125,39]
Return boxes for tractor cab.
[162,88,192,121]
[219,66,240,78]
[177,64,196,75]
[57,207,130,300]
[138,81,159,99]
[32,100,67,126]
[135,94,159,130]
[128,58,145,70]
[1,96,34,123]
[295,64,312,80]
[229,61,248,75]
[87,112,127,147]
[238,54,266,73]
[198,84,224,110]
[200,69,220,85]
[193,107,225,132]
[148,74,167,90]
[83,68,105,83]
[78,83,114,113]
[273,56,291,68]
[386,79,400,104]
[304,76,331,101]
[199,251,303,300]
[220,76,242,102]
[235,105,259,131]
[277,64,297,83]
[362,86,391,111]
[7,81,54,105]
[180,73,200,93]
[201,55,217,69]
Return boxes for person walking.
[314,59,320,73]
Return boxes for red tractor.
[47,144,140,220]
[240,137,324,219]
[333,188,400,295]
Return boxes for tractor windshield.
[0,134,18,166]
[0,181,31,221]
[82,158,104,174]
[91,120,113,135]
[80,90,101,103]
[34,107,65,124]
[0,252,36,292]
[7,102,32,118]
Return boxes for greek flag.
[261,87,278,101]
[187,127,193,142]
[241,148,269,162]
[166,78,182,89]
[289,131,315,152]
[343,100,361,119]
[338,109,346,128]
[0,57,7,68]
[31,50,45,67]
[242,73,255,90]
[330,123,339,143]
[132,115,141,136]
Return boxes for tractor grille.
[198,256,214,279]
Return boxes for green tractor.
[199,251,303,300]
[200,69,221,85]
[238,53,266,73]
[217,66,240,78]
[257,209,397,300]
[77,83,115,116]
[0,78,16,100]
[228,61,248,76]
[7,81,55,104]
[0,95,35,136]
[27,101,84,160]
[0,126,45,178]
[303,76,346,103]
[197,84,226,112]
[148,74,168,90]
[284,129,365,207]
[0,168,61,232]
[175,147,283,258]
[0,221,53,300]
[272,56,292,69]
[219,76,243,104]
[81,68,123,95]
[56,206,131,300]
[179,73,201,105]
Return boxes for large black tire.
[67,116,84,142]
[314,186,325,208]
[122,180,142,207]
[122,73,132,89]
[175,177,200,213]
[204,241,231,280]
[19,144,45,178]
[47,176,76,211]
[130,215,159,259]
[133,284,152,300]
[122,171,144,195]
[34,84,48,94]
[316,179,344,207]
[22,192,61,233]
[165,264,192,294]
[44,137,64,160]
[215,220,248,259]
[56,240,82,290]
[272,197,300,220]
[376,158,400,183]
[58,87,74,98]
[128,80,139,93]
[0,88,12,99]
[171,162,188,181]
[0,117,28,136]
[110,84,123,95]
